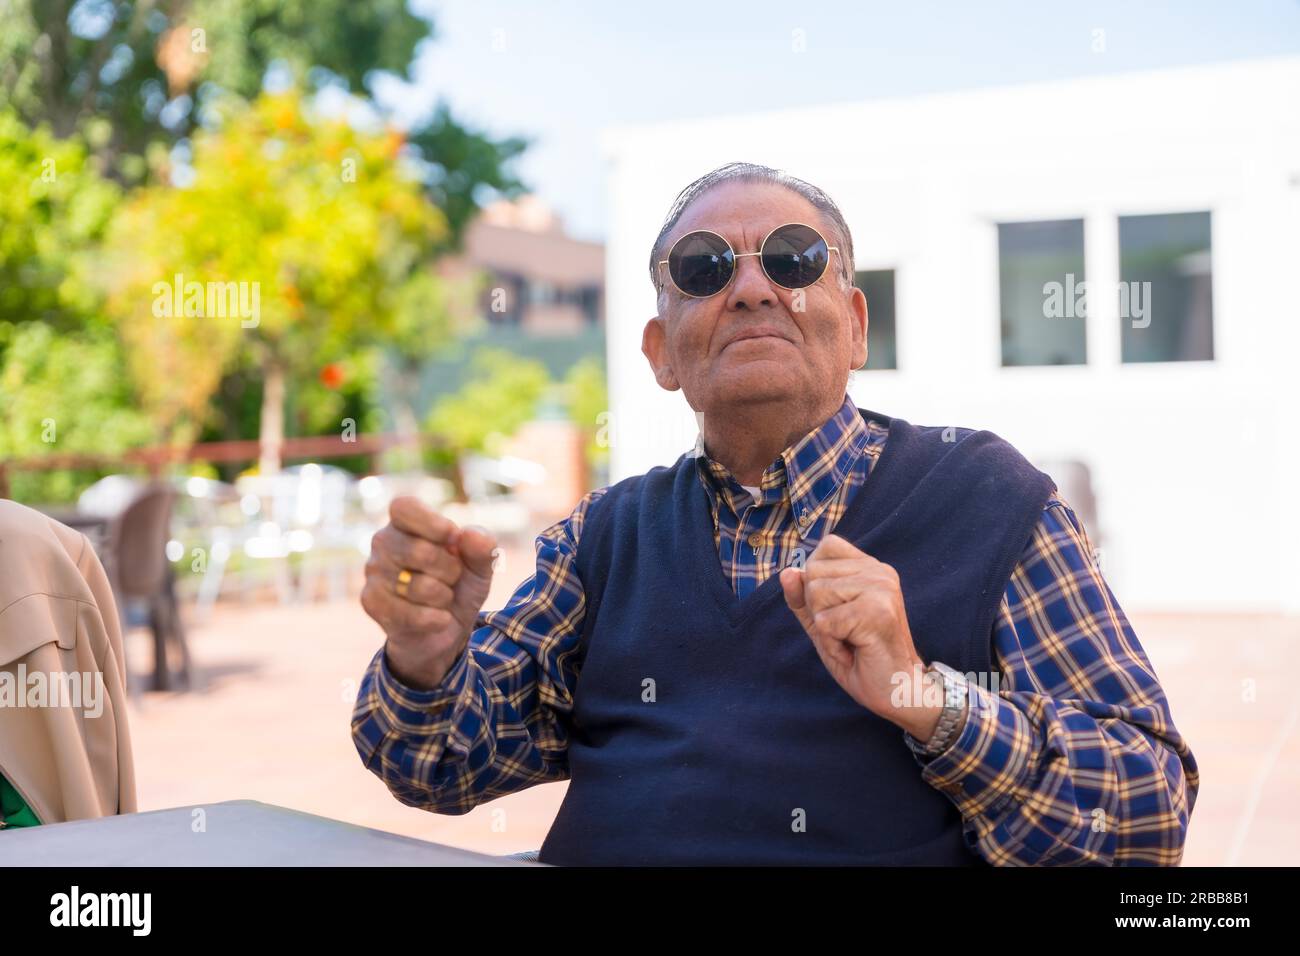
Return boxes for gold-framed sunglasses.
[657,221,841,298]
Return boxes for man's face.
[642,181,867,417]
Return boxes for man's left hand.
[779,534,939,740]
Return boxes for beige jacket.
[0,499,137,825]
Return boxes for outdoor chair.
[102,483,191,693]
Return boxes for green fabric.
[0,772,41,829]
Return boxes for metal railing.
[0,432,434,497]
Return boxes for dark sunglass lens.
[762,224,830,288]
[669,232,733,296]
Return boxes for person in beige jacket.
[0,498,136,828]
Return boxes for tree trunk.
[384,358,423,473]
[448,458,467,502]
[259,358,286,475]
[391,397,420,471]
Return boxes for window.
[998,219,1087,366]
[527,281,556,306]
[1118,211,1212,363]
[578,285,602,325]
[484,273,524,324]
[853,269,897,370]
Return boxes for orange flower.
[281,283,303,312]
[320,363,346,389]
[274,104,296,131]
[383,129,405,159]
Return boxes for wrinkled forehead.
[665,180,829,251]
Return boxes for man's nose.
[724,253,777,310]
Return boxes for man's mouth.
[724,327,793,350]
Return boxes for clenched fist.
[361,496,498,690]
[778,534,941,741]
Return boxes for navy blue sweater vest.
[538,409,1056,866]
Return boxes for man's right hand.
[361,496,498,691]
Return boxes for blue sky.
[372,1,1300,241]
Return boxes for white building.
[598,56,1300,613]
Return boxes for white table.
[0,800,536,866]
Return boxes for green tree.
[425,348,552,492]
[0,321,153,502]
[1,0,423,172]
[0,108,119,334]
[103,88,451,471]
[562,356,610,473]
[0,107,136,501]
[382,265,488,472]
[0,0,529,243]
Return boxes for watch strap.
[918,661,968,756]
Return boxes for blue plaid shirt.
[353,394,1199,865]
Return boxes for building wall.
[599,57,1300,612]
[460,212,605,334]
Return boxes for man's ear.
[848,284,869,370]
[642,315,680,392]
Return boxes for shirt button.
[747,532,763,547]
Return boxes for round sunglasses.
[657,222,841,298]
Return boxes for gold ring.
[395,568,413,599]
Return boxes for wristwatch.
[914,661,968,756]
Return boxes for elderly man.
[352,162,1198,866]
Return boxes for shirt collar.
[694,394,869,531]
